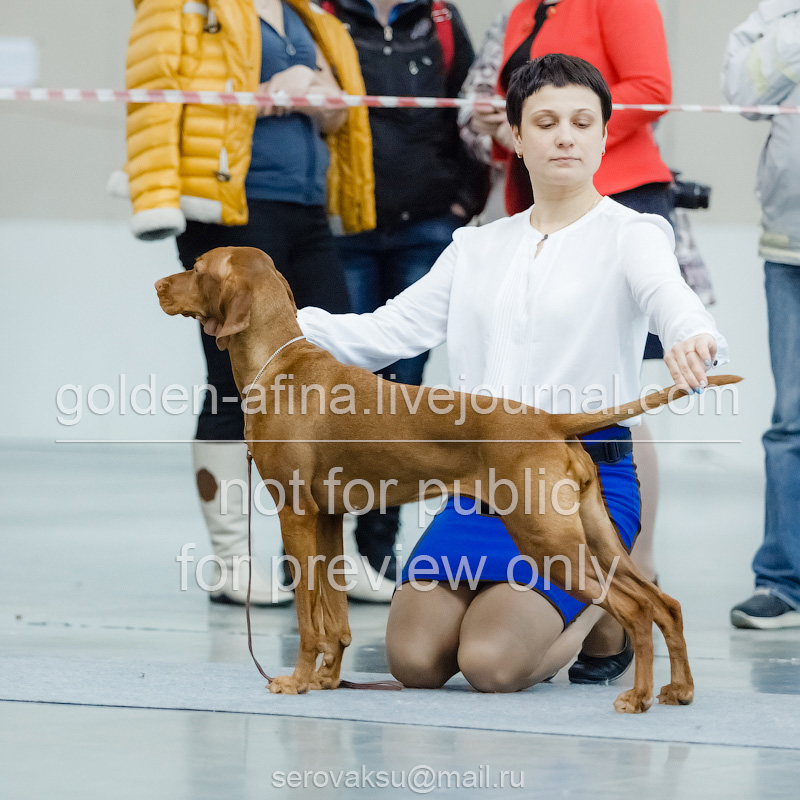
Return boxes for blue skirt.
[397,428,641,627]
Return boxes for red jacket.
[496,0,673,213]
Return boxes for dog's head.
[155,246,296,351]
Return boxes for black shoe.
[354,507,399,581]
[280,554,294,590]
[568,635,634,685]
[731,590,800,630]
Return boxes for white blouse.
[297,198,729,423]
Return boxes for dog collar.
[243,335,307,409]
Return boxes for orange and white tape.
[0,88,798,115]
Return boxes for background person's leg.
[335,228,401,591]
[733,262,800,627]
[174,214,294,605]
[282,204,350,314]
[380,214,462,387]
[337,229,383,317]
[351,215,463,578]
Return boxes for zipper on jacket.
[204,8,220,33]
[214,82,233,182]
[215,147,231,182]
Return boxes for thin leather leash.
[241,338,403,692]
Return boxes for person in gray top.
[722,0,800,629]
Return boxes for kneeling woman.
[297,54,728,692]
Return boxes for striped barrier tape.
[0,87,798,115]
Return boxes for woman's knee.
[457,639,535,693]
[385,582,471,688]
[387,646,457,689]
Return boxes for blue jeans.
[336,213,463,386]
[754,261,800,608]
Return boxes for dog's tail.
[553,374,743,438]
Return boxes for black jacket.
[330,0,486,227]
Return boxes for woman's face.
[511,83,607,191]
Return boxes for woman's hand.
[664,333,717,394]
[257,65,317,117]
[472,96,515,152]
[257,56,347,134]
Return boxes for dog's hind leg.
[578,476,693,709]
[651,586,694,706]
[595,578,655,713]
[310,513,353,690]
[501,489,654,713]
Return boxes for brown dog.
[156,245,740,713]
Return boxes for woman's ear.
[512,125,523,156]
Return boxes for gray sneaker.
[730,589,800,630]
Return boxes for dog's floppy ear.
[269,260,297,314]
[211,252,253,351]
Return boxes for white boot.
[192,441,293,606]
[342,513,397,603]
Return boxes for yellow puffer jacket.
[117,0,375,239]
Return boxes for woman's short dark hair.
[506,54,613,129]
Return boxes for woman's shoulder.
[597,197,675,249]
[453,209,530,246]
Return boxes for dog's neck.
[226,283,304,394]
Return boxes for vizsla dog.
[156,246,740,713]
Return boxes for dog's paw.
[614,689,654,714]
[658,682,694,706]
[268,675,308,695]
[309,674,341,691]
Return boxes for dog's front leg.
[269,505,326,695]
[310,513,352,690]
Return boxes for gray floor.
[2,440,800,799]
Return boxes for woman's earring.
[601,149,606,155]
[516,151,523,159]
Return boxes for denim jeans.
[336,213,463,386]
[753,261,800,608]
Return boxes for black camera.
[670,175,711,210]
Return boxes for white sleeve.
[619,216,730,365]
[296,234,458,371]
[721,5,800,117]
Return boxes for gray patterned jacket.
[722,0,800,265]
